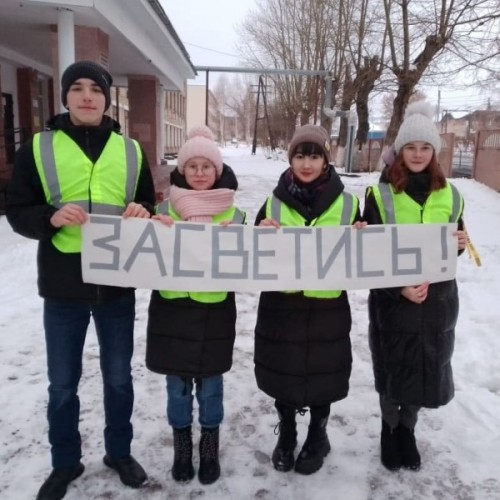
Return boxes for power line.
[183,42,240,59]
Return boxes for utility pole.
[251,75,276,155]
[437,89,441,130]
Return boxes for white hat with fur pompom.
[394,101,441,154]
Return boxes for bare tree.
[382,0,500,146]
[239,0,387,155]
[239,0,343,141]
[380,90,427,126]
[237,0,500,167]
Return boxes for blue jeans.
[43,294,135,468]
[166,375,223,429]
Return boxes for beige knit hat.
[288,125,331,163]
[394,101,441,154]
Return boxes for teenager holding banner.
[363,101,467,472]
[146,126,246,485]
[6,61,154,499]
[254,125,362,475]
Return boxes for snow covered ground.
[1,145,499,499]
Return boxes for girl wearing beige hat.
[254,124,362,475]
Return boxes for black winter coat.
[254,167,359,408]
[6,113,156,302]
[363,172,462,408]
[145,165,241,377]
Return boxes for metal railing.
[0,127,30,152]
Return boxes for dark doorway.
[2,93,15,165]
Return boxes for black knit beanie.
[61,60,112,111]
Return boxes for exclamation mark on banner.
[441,226,448,272]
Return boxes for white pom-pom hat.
[177,126,223,176]
[394,101,441,154]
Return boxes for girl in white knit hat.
[145,126,245,485]
[363,101,468,472]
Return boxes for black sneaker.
[103,454,147,488]
[36,463,84,500]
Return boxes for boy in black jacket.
[7,60,155,500]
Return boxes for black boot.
[397,424,421,470]
[103,454,147,488]
[198,427,220,485]
[380,419,401,471]
[294,405,331,475]
[172,426,195,482]
[36,463,84,500]
[272,402,298,472]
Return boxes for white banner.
[81,215,458,292]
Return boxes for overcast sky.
[160,0,255,77]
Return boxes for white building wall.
[186,85,206,132]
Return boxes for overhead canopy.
[0,0,196,89]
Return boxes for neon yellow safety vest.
[156,199,246,303]
[266,192,358,298]
[33,130,142,253]
[368,182,463,224]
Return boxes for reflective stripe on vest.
[373,182,463,224]
[33,131,141,253]
[156,200,246,303]
[266,193,358,298]
[269,193,355,226]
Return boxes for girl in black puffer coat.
[363,101,467,472]
[146,126,245,486]
[254,125,362,476]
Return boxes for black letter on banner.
[317,227,351,278]
[212,226,248,279]
[357,226,385,277]
[89,215,121,270]
[283,227,312,279]
[392,226,421,275]
[253,228,278,280]
[123,222,167,275]
[173,224,204,278]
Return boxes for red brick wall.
[17,67,41,136]
[127,76,160,167]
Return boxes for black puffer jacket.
[254,167,359,408]
[146,165,242,377]
[6,113,156,302]
[363,172,463,408]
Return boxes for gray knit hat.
[61,60,112,111]
[394,101,441,154]
[288,125,331,163]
